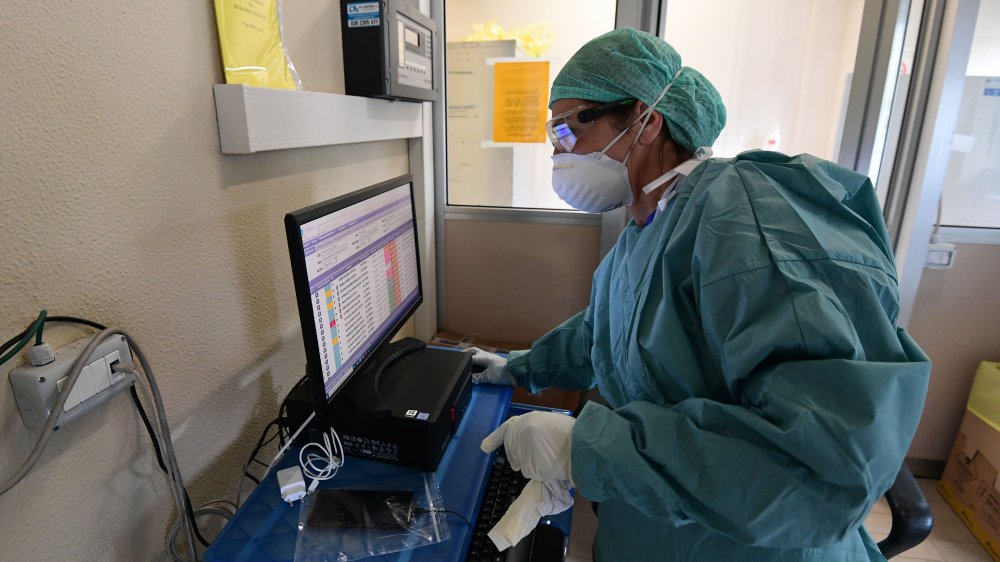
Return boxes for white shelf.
[213,84,424,154]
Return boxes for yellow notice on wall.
[213,0,299,89]
[492,61,550,143]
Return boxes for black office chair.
[877,464,934,558]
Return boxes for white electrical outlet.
[8,334,136,430]
[926,240,957,269]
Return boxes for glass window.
[445,0,618,209]
[939,0,1000,229]
[662,0,865,161]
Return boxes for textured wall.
[0,1,413,560]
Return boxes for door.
[878,0,997,469]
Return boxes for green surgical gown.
[506,151,931,561]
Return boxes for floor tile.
[900,537,947,561]
[871,497,891,516]
[921,480,958,511]
[918,478,945,500]
[932,499,964,526]
[866,512,893,534]
[870,530,889,542]
[930,519,980,544]
[927,492,957,513]
[931,539,994,562]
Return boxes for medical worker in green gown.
[469,28,931,561]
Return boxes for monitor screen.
[286,176,421,406]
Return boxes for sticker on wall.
[347,2,381,28]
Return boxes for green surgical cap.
[550,28,726,154]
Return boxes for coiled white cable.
[298,427,345,493]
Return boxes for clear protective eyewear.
[545,99,636,153]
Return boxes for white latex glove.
[467,347,516,386]
[481,411,575,483]
[486,479,573,550]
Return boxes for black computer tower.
[286,339,472,471]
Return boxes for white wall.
[0,1,417,560]
[967,0,1000,76]
[664,0,865,159]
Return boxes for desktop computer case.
[287,341,473,472]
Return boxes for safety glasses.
[545,99,636,152]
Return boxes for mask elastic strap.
[640,146,714,195]
[602,68,685,164]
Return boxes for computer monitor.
[285,174,422,418]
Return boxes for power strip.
[9,334,136,430]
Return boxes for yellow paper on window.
[213,0,299,89]
[492,61,550,143]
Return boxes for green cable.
[34,309,46,345]
[0,310,47,367]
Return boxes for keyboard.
[465,449,566,562]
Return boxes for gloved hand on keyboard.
[481,411,576,550]
[486,479,573,551]
[467,347,516,386]
[481,411,575,482]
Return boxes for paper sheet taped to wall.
[213,0,300,89]
[491,61,550,143]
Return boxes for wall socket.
[9,334,136,430]
[926,241,957,269]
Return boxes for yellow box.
[938,361,1000,562]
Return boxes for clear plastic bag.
[464,20,554,57]
[294,473,451,561]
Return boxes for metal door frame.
[838,0,914,178]
[880,0,979,327]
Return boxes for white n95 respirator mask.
[551,151,634,213]
[550,69,684,214]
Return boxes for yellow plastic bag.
[213,0,301,89]
[969,361,1000,432]
[465,20,554,58]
